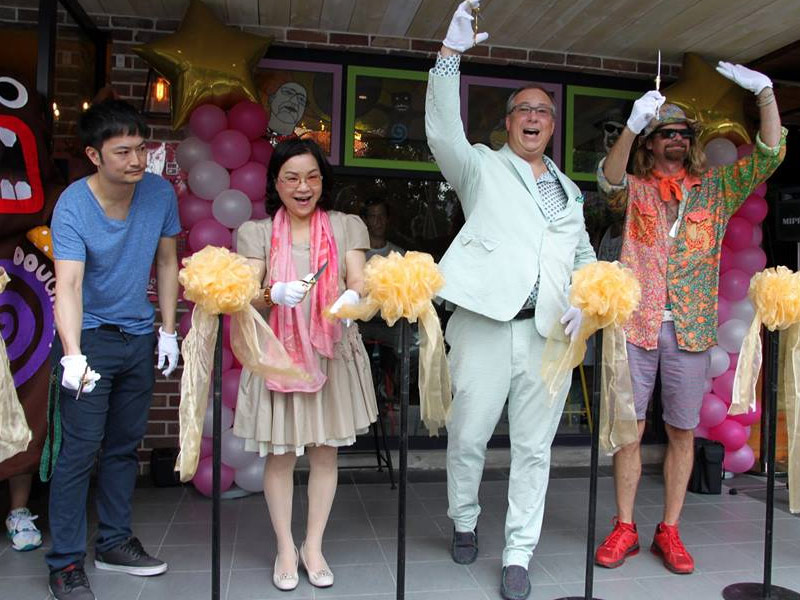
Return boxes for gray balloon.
[176,136,212,172]
[188,159,230,200]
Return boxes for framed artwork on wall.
[256,59,342,165]
[565,85,640,182]
[344,66,437,172]
[460,75,563,168]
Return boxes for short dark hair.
[361,196,389,218]
[78,99,149,150]
[265,138,334,217]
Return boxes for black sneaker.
[94,536,167,576]
[501,565,531,600]
[451,527,478,564]
[49,563,95,600]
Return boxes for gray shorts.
[626,321,709,430]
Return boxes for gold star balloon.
[664,52,752,146]
[133,0,272,130]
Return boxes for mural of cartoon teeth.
[0,73,61,477]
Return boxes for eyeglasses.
[603,122,625,135]
[508,103,554,118]
[654,128,694,140]
[277,173,323,188]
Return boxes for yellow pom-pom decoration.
[570,261,642,332]
[749,266,800,331]
[179,246,259,315]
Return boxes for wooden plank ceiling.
[77,0,800,66]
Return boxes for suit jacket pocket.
[459,230,500,252]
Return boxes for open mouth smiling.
[0,115,44,214]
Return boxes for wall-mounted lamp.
[142,69,171,116]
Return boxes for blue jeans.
[46,327,155,572]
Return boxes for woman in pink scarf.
[233,139,378,591]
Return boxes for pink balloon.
[719,249,736,274]
[183,298,195,312]
[222,347,234,372]
[736,194,768,225]
[178,310,192,339]
[251,138,273,165]
[211,129,252,170]
[728,353,739,371]
[178,193,213,230]
[228,100,268,140]
[723,217,754,251]
[736,143,754,159]
[752,225,763,246]
[710,419,748,450]
[192,456,234,497]
[717,296,732,323]
[230,162,267,202]
[754,183,767,197]
[251,199,268,220]
[712,370,736,405]
[190,104,228,142]
[200,436,213,459]
[222,368,242,409]
[188,218,232,251]
[732,247,767,274]
[719,268,750,302]
[223,315,232,349]
[730,401,762,426]
[723,443,755,473]
[695,424,710,438]
[699,393,728,428]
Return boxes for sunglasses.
[654,128,694,140]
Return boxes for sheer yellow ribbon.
[329,251,451,434]
[730,266,800,513]
[176,247,306,481]
[541,261,641,454]
[0,268,32,462]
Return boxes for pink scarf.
[265,207,340,393]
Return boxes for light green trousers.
[445,307,570,568]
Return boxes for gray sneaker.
[451,528,478,564]
[49,564,95,600]
[501,565,531,600]
[94,536,167,576]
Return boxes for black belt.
[97,324,124,332]
[512,307,536,320]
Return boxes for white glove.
[716,61,772,95]
[270,278,312,308]
[328,289,360,327]
[157,327,179,377]
[560,305,583,343]
[60,354,101,395]
[443,0,489,53]
[626,90,666,135]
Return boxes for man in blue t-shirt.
[48,99,181,600]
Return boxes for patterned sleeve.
[430,53,461,77]
[717,126,787,218]
[596,157,630,216]
[343,213,370,252]
[235,220,268,259]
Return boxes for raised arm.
[716,62,781,147]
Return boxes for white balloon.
[717,318,749,353]
[176,136,211,172]
[703,378,713,393]
[212,189,252,229]
[704,137,738,167]
[202,401,233,437]
[707,345,730,378]
[188,160,230,200]
[220,428,255,469]
[234,455,267,492]
[730,298,756,325]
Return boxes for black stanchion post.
[555,330,604,600]
[212,314,223,600]
[396,319,410,600]
[722,330,800,600]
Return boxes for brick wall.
[1,4,679,474]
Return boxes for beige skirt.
[233,323,378,456]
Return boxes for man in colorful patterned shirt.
[594,64,785,575]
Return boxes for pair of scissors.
[74,363,90,401]
[472,3,481,44]
[301,260,329,299]
[655,49,662,121]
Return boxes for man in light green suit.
[427,3,596,599]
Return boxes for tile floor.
[2,469,799,600]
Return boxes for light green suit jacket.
[426,70,596,338]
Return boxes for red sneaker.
[651,522,694,574]
[595,518,639,568]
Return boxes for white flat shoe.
[299,541,334,588]
[272,547,299,591]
